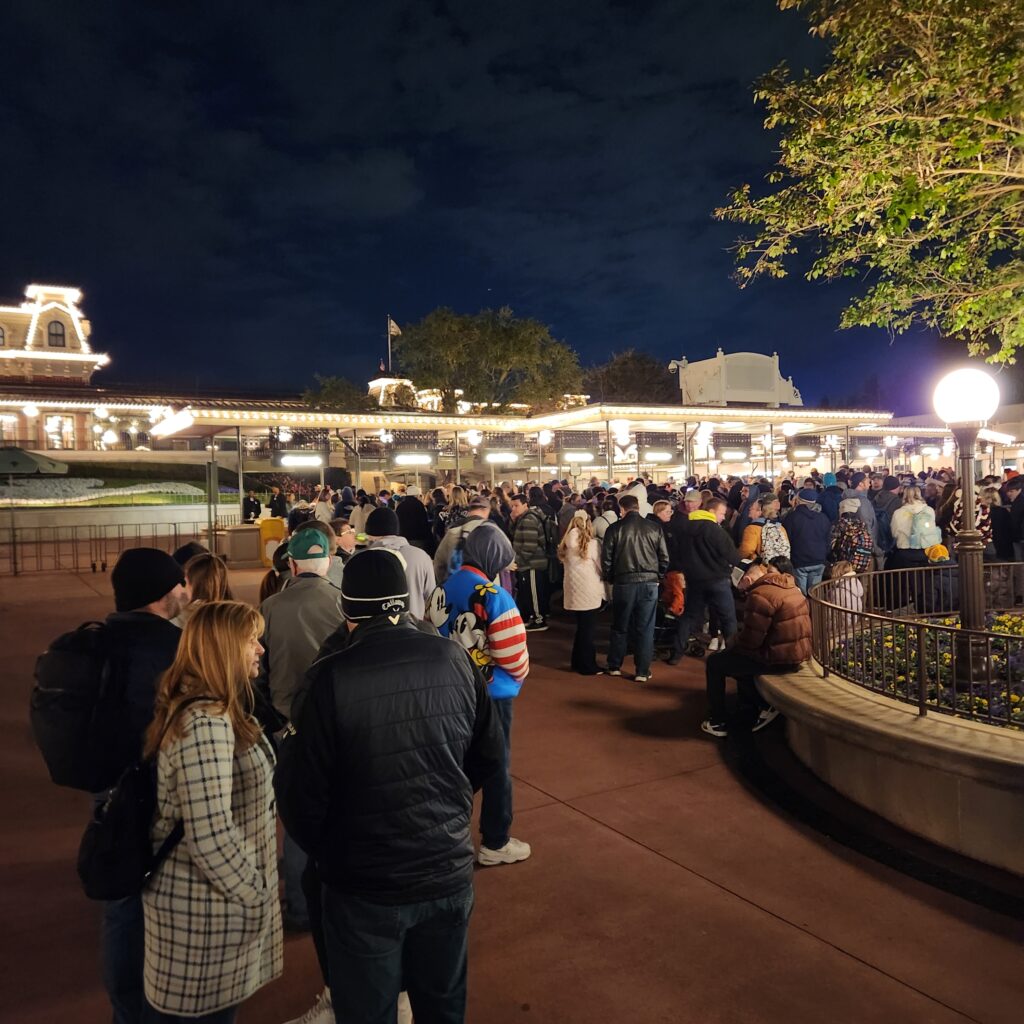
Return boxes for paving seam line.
[513,777,983,1024]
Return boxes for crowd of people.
[35,459,1020,1023]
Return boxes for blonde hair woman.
[142,602,282,1023]
[174,553,234,627]
[558,510,604,675]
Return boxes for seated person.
[701,558,812,738]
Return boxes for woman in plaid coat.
[142,602,283,1022]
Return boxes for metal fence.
[0,514,241,575]
[809,564,1024,729]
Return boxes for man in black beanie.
[98,547,188,1023]
[277,548,504,1024]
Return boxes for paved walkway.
[2,570,1021,1024]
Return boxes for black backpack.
[78,697,205,901]
[30,622,129,793]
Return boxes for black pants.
[302,857,330,985]
[705,649,772,723]
[516,568,550,623]
[571,608,600,674]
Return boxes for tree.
[716,0,1024,362]
[393,306,582,412]
[303,374,374,411]
[584,348,679,403]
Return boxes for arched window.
[48,321,66,347]
[0,326,5,346]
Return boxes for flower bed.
[828,613,1024,728]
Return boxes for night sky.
[1,0,957,413]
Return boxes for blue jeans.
[102,893,144,1024]
[607,581,659,675]
[323,884,473,1024]
[480,697,513,850]
[282,829,310,927]
[673,577,737,657]
[793,563,825,595]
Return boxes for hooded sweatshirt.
[735,571,812,664]
[437,523,529,699]
[366,534,436,619]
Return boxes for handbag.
[77,697,206,901]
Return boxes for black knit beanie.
[366,507,401,537]
[112,547,185,612]
[340,548,409,621]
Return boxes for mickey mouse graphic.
[428,584,494,678]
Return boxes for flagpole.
[386,313,392,374]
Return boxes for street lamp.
[932,367,1000,636]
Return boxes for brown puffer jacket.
[734,572,812,665]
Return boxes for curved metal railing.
[808,563,1024,729]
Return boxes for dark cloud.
[0,0,951,411]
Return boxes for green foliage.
[393,306,582,413]
[584,348,679,404]
[716,0,1024,361]
[303,374,374,411]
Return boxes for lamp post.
[932,368,1000,639]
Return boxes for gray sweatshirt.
[366,535,436,619]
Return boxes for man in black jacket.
[277,548,505,1024]
[667,496,743,664]
[601,493,670,683]
[101,548,187,1024]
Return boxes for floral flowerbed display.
[828,613,1024,728]
[0,478,204,504]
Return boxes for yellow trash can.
[258,517,287,568]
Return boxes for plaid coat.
[143,706,283,1016]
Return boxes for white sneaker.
[707,636,724,652]
[478,837,532,866]
[397,990,413,1024]
[282,987,333,1024]
[751,706,781,733]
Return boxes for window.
[0,326,5,346]
[47,321,66,347]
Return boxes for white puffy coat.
[560,531,604,611]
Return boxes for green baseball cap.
[287,530,331,560]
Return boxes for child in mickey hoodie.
[429,522,531,867]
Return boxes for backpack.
[30,622,127,793]
[759,521,791,562]
[909,507,941,549]
[447,524,471,577]
[875,506,895,554]
[77,697,204,901]
[831,516,872,572]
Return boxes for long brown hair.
[558,510,594,561]
[144,601,263,758]
[184,552,234,603]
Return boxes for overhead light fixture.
[642,450,673,463]
[150,407,195,438]
[280,453,324,468]
[464,429,483,446]
[719,449,749,461]
[22,404,39,418]
[101,429,118,446]
[93,405,109,419]
[921,445,941,457]
[537,429,554,446]
[978,427,1014,445]
[485,452,519,464]
[562,450,596,463]
[790,448,818,460]
[278,427,293,443]
[781,422,810,437]
[857,447,880,458]
[394,453,432,466]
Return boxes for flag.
[388,317,402,337]
[379,358,386,374]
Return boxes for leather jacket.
[600,511,669,584]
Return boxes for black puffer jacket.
[276,617,504,904]
[601,511,669,583]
